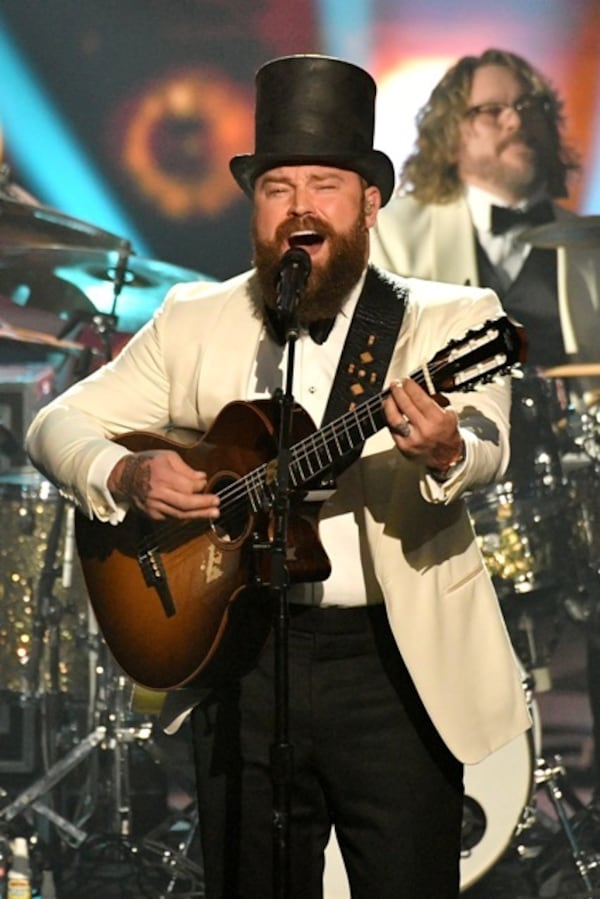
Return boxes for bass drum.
[459,712,537,891]
[323,701,538,897]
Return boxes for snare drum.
[0,468,90,699]
[563,400,600,578]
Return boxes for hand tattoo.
[117,455,153,503]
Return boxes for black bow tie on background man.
[490,199,555,235]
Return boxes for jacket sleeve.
[26,285,185,520]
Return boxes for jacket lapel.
[431,199,478,286]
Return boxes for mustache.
[499,133,538,153]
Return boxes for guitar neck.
[218,315,523,517]
[288,387,392,490]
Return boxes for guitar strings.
[135,388,392,557]
[135,323,509,555]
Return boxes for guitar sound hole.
[210,472,251,544]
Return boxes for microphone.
[275,248,311,322]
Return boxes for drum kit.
[0,197,205,895]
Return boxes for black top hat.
[229,54,395,206]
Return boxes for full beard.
[467,137,546,200]
[250,214,369,326]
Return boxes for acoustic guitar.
[75,316,525,692]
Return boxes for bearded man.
[26,55,529,899]
[370,47,600,369]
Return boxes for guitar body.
[75,317,525,693]
[76,400,332,691]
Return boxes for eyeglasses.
[465,95,552,123]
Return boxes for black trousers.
[191,603,464,899]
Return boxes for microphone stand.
[269,307,301,899]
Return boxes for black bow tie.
[490,200,555,235]
[265,306,336,345]
[309,317,336,344]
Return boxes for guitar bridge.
[138,546,176,617]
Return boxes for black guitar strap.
[318,266,407,477]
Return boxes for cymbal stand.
[75,653,150,839]
[0,658,153,840]
[94,238,131,365]
[0,727,105,845]
[529,755,600,895]
[0,661,207,895]
[59,240,131,371]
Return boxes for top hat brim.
[229,150,396,207]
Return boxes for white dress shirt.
[248,273,383,607]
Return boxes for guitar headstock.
[419,316,527,395]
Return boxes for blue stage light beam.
[0,14,150,255]
[316,0,373,67]
[581,98,600,215]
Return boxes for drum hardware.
[138,804,203,896]
[56,822,204,899]
[0,661,173,894]
[0,320,84,356]
[545,363,600,380]
[0,588,198,892]
[521,215,600,249]
[459,369,600,891]
[0,244,207,337]
[468,370,600,683]
[521,755,600,896]
[26,493,74,696]
[0,470,94,702]
[512,609,557,693]
[0,470,168,880]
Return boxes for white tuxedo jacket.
[27,267,531,764]
[370,193,600,363]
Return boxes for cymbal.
[521,216,600,248]
[543,363,600,378]
[0,246,209,335]
[0,197,125,251]
[0,319,83,353]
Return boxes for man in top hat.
[26,54,529,898]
